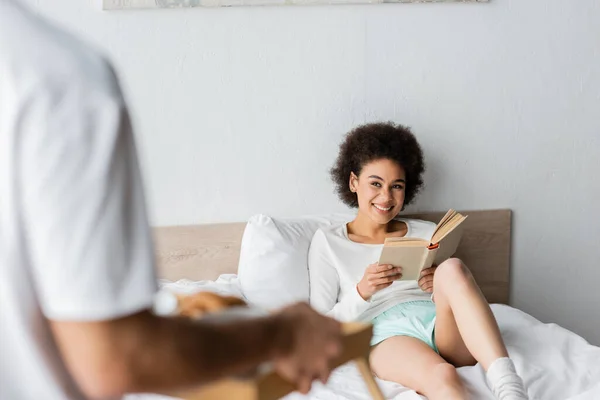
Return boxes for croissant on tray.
[176,291,248,318]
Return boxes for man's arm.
[21,59,340,398]
[51,302,341,399]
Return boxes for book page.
[431,214,467,244]
[433,222,466,265]
[430,209,457,242]
[438,209,456,229]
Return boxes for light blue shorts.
[370,300,438,353]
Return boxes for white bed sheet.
[128,277,600,400]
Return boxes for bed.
[130,210,600,400]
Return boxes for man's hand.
[272,303,342,394]
[50,302,341,398]
[418,265,437,293]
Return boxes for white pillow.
[237,214,351,310]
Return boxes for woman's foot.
[486,357,529,400]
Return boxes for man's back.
[0,1,157,398]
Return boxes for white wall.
[25,0,600,344]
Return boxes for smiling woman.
[331,122,425,214]
[348,158,411,241]
[307,122,530,400]
[102,0,488,10]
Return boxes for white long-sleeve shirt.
[308,218,436,322]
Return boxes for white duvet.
[129,276,600,400]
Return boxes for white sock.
[486,357,529,400]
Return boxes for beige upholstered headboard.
[153,209,511,304]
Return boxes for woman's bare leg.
[432,258,509,370]
[433,259,529,399]
[370,335,467,400]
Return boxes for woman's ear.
[349,172,358,193]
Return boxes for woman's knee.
[432,362,460,381]
[434,258,473,290]
[426,363,464,396]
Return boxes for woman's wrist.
[356,284,371,301]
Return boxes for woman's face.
[350,158,406,225]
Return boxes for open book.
[378,209,468,281]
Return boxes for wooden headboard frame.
[153,209,511,304]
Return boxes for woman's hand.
[356,263,402,301]
[418,265,438,293]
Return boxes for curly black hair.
[330,122,425,209]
